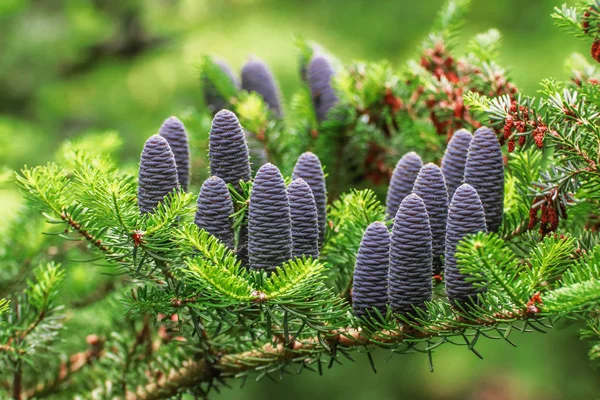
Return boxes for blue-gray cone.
[288,179,319,259]
[464,126,504,233]
[441,129,473,199]
[412,163,448,272]
[209,110,252,188]
[292,152,327,246]
[241,58,283,117]
[386,152,423,221]
[308,55,338,123]
[352,222,390,319]
[137,135,180,214]
[248,163,292,271]
[445,184,487,305]
[195,176,235,250]
[159,116,190,191]
[389,194,433,316]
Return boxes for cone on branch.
[208,110,252,188]
[445,184,487,305]
[441,129,472,198]
[352,221,390,319]
[159,116,190,191]
[464,126,504,232]
[241,58,283,117]
[292,152,327,246]
[308,55,338,122]
[388,194,433,316]
[288,179,320,259]
[137,135,180,214]
[386,152,423,221]
[412,163,448,273]
[195,176,235,250]
[248,163,292,271]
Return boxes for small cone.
[137,135,179,214]
[386,152,422,221]
[308,55,338,122]
[248,163,292,271]
[241,58,283,117]
[352,222,390,319]
[195,176,235,249]
[288,179,319,259]
[441,129,472,198]
[159,116,190,191]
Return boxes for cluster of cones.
[137,109,327,272]
[353,127,505,318]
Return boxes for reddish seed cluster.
[526,292,543,314]
[502,100,552,152]
[527,188,567,236]
[419,42,516,139]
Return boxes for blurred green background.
[0,0,598,399]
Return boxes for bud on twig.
[288,179,319,259]
[292,152,328,246]
[209,110,252,188]
[195,177,235,249]
[308,55,338,122]
[441,129,472,198]
[159,116,190,191]
[137,135,179,214]
[412,163,448,273]
[445,184,487,305]
[386,152,422,221]
[241,58,283,117]
[389,194,433,316]
[248,164,292,271]
[352,222,390,319]
[464,126,504,233]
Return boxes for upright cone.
[137,135,180,214]
[209,110,252,188]
[352,222,390,319]
[388,194,433,316]
[308,55,338,122]
[195,176,235,250]
[464,126,504,232]
[445,184,487,305]
[159,116,190,191]
[248,164,292,271]
[241,58,283,117]
[288,179,319,259]
[412,163,448,272]
[441,129,472,198]
[386,152,422,221]
[292,152,327,246]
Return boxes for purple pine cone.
[412,163,448,272]
[386,152,423,221]
[248,163,292,271]
[464,126,504,232]
[352,222,390,319]
[203,59,239,113]
[288,179,319,259]
[241,58,283,117]
[292,152,327,246]
[137,135,180,214]
[195,176,235,249]
[159,116,190,191]
[209,110,252,188]
[389,194,433,316]
[441,129,473,198]
[445,184,487,305]
[308,55,338,122]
